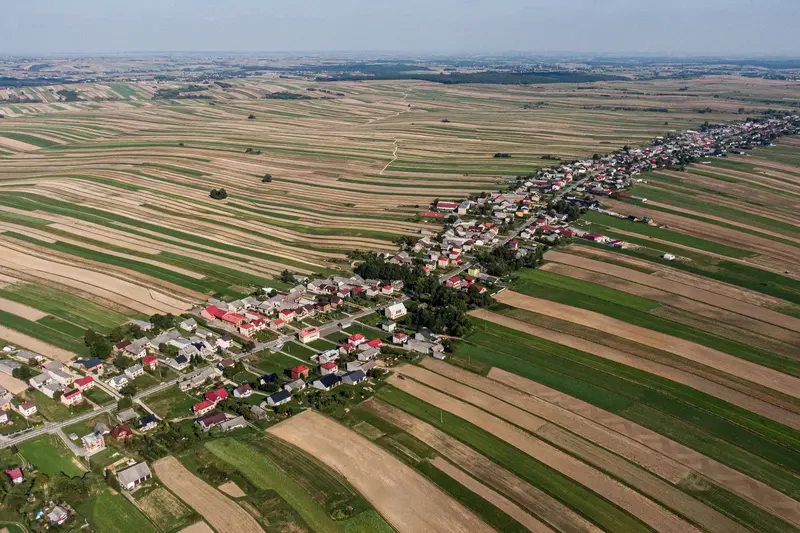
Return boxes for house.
[47,506,69,525]
[250,405,267,420]
[73,375,95,391]
[445,276,462,289]
[93,422,110,435]
[12,350,44,365]
[107,375,129,390]
[219,416,247,432]
[124,364,144,380]
[436,201,459,212]
[238,323,255,337]
[290,365,309,380]
[283,379,306,393]
[365,338,383,349]
[172,355,190,370]
[311,374,340,391]
[381,284,393,296]
[330,297,344,308]
[138,414,158,432]
[279,309,295,323]
[381,321,397,333]
[75,357,104,375]
[392,332,408,345]
[320,362,338,375]
[16,400,36,418]
[347,333,365,346]
[198,411,227,431]
[124,339,148,359]
[117,462,152,490]
[298,326,320,344]
[204,388,228,404]
[193,400,215,416]
[180,318,197,332]
[142,355,158,371]
[218,335,233,350]
[0,412,8,424]
[342,370,367,385]
[259,373,279,385]
[0,360,22,376]
[131,320,153,332]
[111,424,134,440]
[61,388,83,406]
[81,432,105,454]
[117,408,138,422]
[431,344,446,360]
[5,468,23,485]
[357,348,380,362]
[234,384,253,398]
[218,357,234,370]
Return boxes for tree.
[262,174,273,182]
[12,366,35,380]
[209,188,228,200]
[118,396,133,410]
[248,114,257,119]
[242,341,256,352]
[53,390,63,402]
[280,269,294,283]
[120,383,137,397]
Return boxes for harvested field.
[153,456,264,533]
[469,309,800,429]
[428,457,553,533]
[268,410,494,533]
[178,523,215,533]
[489,367,800,526]
[493,291,800,399]
[362,399,602,533]
[0,324,78,361]
[544,249,800,333]
[0,297,47,321]
[386,374,702,533]
[218,482,246,498]
[0,373,29,395]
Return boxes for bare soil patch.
[363,399,601,533]
[429,457,553,533]
[0,136,40,151]
[386,374,700,533]
[153,456,265,533]
[268,410,494,533]
[0,297,47,321]
[218,481,246,498]
[470,309,800,429]
[493,291,800,400]
[0,325,77,361]
[0,372,29,395]
[488,367,800,526]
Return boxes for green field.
[19,435,85,477]
[206,438,393,533]
[144,386,198,419]
[78,489,159,533]
[453,318,800,497]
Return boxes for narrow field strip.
[494,291,800,399]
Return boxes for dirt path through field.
[428,457,554,533]
[386,374,702,533]
[494,291,800,399]
[153,456,265,533]
[268,410,493,533]
[362,399,602,533]
[469,309,800,428]
[488,367,800,525]
[544,249,800,333]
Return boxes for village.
[0,113,797,531]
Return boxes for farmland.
[1,73,797,357]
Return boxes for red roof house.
[320,362,338,375]
[5,468,23,485]
[290,365,309,380]
[366,338,383,349]
[204,388,228,404]
[142,355,158,370]
[73,376,95,391]
[193,400,215,416]
[348,333,365,346]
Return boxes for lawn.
[19,435,85,477]
[246,350,303,376]
[26,390,92,422]
[144,386,198,419]
[307,338,338,351]
[83,386,115,405]
[206,438,393,533]
[133,372,161,390]
[282,342,318,359]
[78,489,159,533]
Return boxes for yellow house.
[467,267,481,277]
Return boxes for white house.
[384,302,407,320]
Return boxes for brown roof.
[111,424,133,439]
[199,411,227,428]
[20,400,35,410]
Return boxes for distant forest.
[316,71,628,85]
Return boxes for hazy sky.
[3,0,799,56]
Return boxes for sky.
[2,0,799,57]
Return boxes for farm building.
[117,462,152,490]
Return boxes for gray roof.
[117,408,138,422]
[117,462,151,486]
